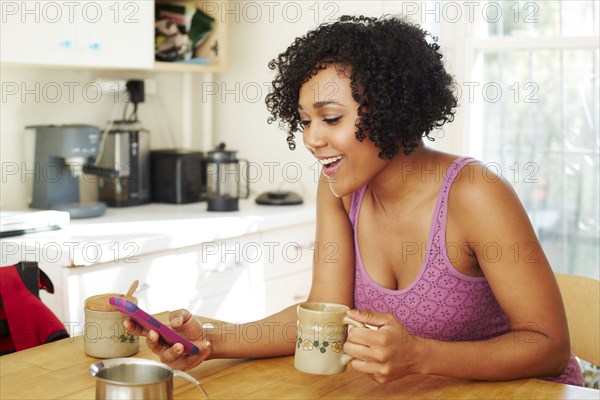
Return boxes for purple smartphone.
[109,296,200,355]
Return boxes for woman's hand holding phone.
[123,307,212,371]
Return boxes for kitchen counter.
[0,201,317,324]
[1,312,598,400]
[1,200,316,267]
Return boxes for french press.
[204,143,249,211]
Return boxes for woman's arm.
[418,163,571,379]
[135,175,357,369]
[209,174,357,358]
[345,163,571,383]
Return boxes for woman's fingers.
[127,310,211,371]
[145,329,212,371]
[124,318,148,336]
[145,330,167,353]
[170,309,204,340]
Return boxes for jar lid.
[84,294,137,312]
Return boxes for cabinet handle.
[136,282,150,293]
[205,261,246,273]
[291,243,313,251]
[59,40,73,49]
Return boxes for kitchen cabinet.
[0,203,316,331]
[173,233,267,323]
[41,221,315,331]
[0,1,154,69]
[258,224,315,316]
[197,224,316,323]
[0,0,227,72]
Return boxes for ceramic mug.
[84,294,139,359]
[294,302,365,375]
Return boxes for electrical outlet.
[95,79,127,93]
[145,79,157,95]
[94,78,157,95]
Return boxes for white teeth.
[318,155,343,165]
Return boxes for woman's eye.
[300,120,311,128]
[323,117,341,125]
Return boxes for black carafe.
[204,143,249,211]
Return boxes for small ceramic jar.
[83,294,139,358]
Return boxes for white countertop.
[0,200,316,268]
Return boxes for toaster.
[150,149,205,204]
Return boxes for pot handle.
[239,159,250,199]
[173,370,209,399]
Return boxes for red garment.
[0,265,68,353]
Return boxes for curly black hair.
[265,15,457,158]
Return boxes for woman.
[127,15,584,386]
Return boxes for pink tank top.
[351,156,583,386]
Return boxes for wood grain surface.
[1,312,598,400]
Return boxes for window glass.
[473,1,599,277]
[484,0,598,37]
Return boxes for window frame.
[428,0,599,277]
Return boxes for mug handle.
[340,315,366,366]
[343,315,365,329]
[173,370,209,399]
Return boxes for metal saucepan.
[89,358,208,399]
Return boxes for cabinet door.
[176,234,264,322]
[258,223,315,316]
[262,269,313,316]
[59,251,185,332]
[0,1,77,65]
[76,0,154,68]
[59,238,262,331]
[0,0,153,68]
[259,223,315,281]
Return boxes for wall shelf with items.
[153,0,228,73]
[0,0,227,73]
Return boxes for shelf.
[153,60,225,73]
[0,60,223,74]
[0,0,227,74]
[154,0,228,73]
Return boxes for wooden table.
[1,313,598,399]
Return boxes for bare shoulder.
[315,175,354,216]
[447,160,567,350]
[448,159,550,274]
[316,177,352,214]
[450,160,526,224]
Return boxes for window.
[446,0,599,278]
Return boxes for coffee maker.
[86,80,151,207]
[91,120,151,207]
[27,124,107,218]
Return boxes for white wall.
[212,0,468,202]
[1,0,468,210]
[0,66,212,209]
[212,1,386,203]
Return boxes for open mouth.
[319,155,344,176]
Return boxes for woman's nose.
[303,126,326,152]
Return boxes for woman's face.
[298,65,388,197]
